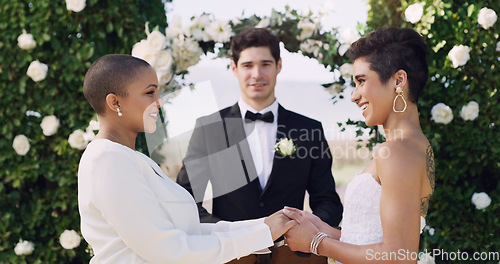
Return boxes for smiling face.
[231,46,281,110]
[119,66,163,133]
[351,57,395,126]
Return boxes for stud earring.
[117,107,123,117]
[393,87,407,113]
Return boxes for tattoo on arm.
[421,145,436,216]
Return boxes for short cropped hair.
[348,27,428,103]
[231,28,280,65]
[83,54,151,115]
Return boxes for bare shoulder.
[375,140,426,184]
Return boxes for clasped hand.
[265,207,330,253]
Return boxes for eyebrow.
[144,84,158,89]
[239,59,275,65]
[354,74,366,81]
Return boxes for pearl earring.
[117,108,123,117]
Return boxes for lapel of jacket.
[223,103,246,147]
[222,103,261,193]
[260,104,290,196]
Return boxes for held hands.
[264,210,298,241]
[282,207,320,253]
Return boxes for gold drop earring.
[393,87,407,113]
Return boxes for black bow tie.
[245,111,274,123]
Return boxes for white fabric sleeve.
[91,148,273,264]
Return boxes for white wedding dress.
[340,172,384,245]
[337,173,426,263]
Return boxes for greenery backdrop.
[0,0,168,262]
[1,0,498,263]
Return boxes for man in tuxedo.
[176,28,342,264]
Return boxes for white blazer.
[78,139,273,264]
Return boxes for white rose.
[274,138,295,156]
[478,7,497,29]
[131,40,157,67]
[68,129,89,150]
[205,20,232,43]
[431,103,453,124]
[496,41,500,52]
[146,30,168,51]
[448,45,470,68]
[255,18,270,28]
[339,63,353,78]
[154,50,174,86]
[471,192,491,210]
[14,239,34,255]
[13,134,30,156]
[459,101,479,121]
[27,60,48,82]
[338,28,360,45]
[417,252,435,264]
[405,3,425,24]
[59,230,82,249]
[338,44,350,56]
[297,19,317,40]
[17,30,37,50]
[172,37,203,73]
[190,14,212,41]
[65,0,86,12]
[40,115,60,136]
[87,120,100,131]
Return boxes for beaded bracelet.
[310,232,328,256]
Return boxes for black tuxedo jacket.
[176,103,343,227]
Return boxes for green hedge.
[367,0,500,262]
[0,0,167,262]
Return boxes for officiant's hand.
[282,208,319,253]
[264,210,297,241]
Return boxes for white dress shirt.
[78,139,273,264]
[238,98,278,189]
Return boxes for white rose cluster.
[59,230,82,249]
[27,60,48,82]
[471,192,491,210]
[477,7,497,30]
[65,0,86,12]
[132,16,232,85]
[14,239,34,256]
[171,37,203,74]
[299,39,323,58]
[448,45,470,68]
[431,103,453,124]
[40,115,60,136]
[17,30,37,50]
[68,120,100,150]
[405,3,425,24]
[459,101,479,121]
[132,26,174,86]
